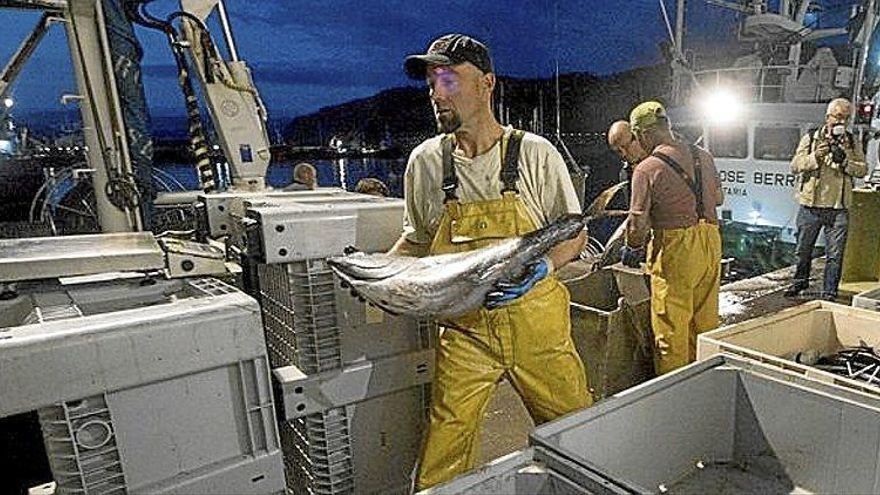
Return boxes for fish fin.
[583,181,628,217]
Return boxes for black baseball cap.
[404,33,494,80]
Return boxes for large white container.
[0,277,286,494]
[698,300,880,398]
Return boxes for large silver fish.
[327,182,628,319]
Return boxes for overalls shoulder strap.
[501,129,525,193]
[441,129,526,202]
[441,134,458,202]
[689,144,705,220]
[652,145,706,219]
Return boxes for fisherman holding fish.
[394,33,592,489]
[621,101,723,375]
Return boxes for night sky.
[0,1,805,121]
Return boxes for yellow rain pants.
[416,192,591,490]
[647,220,722,375]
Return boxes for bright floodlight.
[3,98,12,109]
[700,89,741,124]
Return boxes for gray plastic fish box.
[531,354,880,495]
[199,187,354,238]
[0,277,286,494]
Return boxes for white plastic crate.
[245,197,431,495]
[246,194,405,256]
[258,257,430,495]
[565,267,654,400]
[27,482,56,495]
[0,277,287,494]
[698,300,880,398]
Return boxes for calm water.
[156,158,407,197]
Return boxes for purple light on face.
[428,67,460,94]
[437,73,459,92]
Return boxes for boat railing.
[678,64,847,104]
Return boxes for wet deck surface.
[478,259,845,465]
[717,258,850,325]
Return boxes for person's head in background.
[607,120,647,165]
[292,162,317,189]
[629,101,675,154]
[824,98,852,138]
[355,177,389,197]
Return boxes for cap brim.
[404,53,453,79]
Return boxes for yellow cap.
[629,101,668,132]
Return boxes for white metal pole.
[675,0,686,52]
[64,0,135,232]
[216,0,240,62]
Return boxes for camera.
[830,142,847,166]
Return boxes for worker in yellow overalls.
[390,34,592,490]
[621,101,724,375]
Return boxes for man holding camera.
[786,98,867,300]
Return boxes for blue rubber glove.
[485,257,551,309]
[620,245,645,268]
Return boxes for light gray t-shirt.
[403,127,582,244]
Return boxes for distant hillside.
[282,64,671,153]
[283,86,435,152]
[13,63,670,205]
[16,63,670,153]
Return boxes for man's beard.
[435,110,462,134]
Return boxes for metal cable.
[129,0,216,191]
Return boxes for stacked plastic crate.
[244,195,433,495]
[261,259,355,494]
[0,277,287,494]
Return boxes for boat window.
[673,125,703,146]
[709,126,748,158]
[754,126,800,161]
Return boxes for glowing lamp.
[700,89,742,125]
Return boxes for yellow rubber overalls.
[416,130,592,490]
[648,146,721,376]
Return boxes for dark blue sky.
[0,1,748,120]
